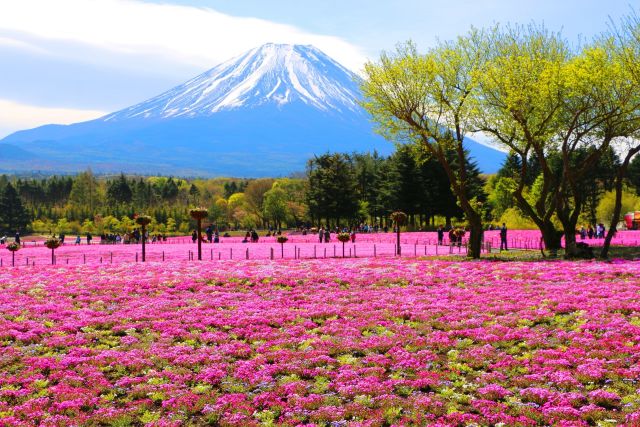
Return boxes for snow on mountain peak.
[103,43,363,121]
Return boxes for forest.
[1,144,639,238]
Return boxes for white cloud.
[0,99,106,138]
[0,0,368,72]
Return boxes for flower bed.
[0,258,639,425]
[3,230,640,267]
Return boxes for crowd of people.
[0,221,616,252]
[579,224,608,240]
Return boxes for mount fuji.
[0,43,505,176]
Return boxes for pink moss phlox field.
[5,230,640,267]
[1,258,640,425]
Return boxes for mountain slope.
[0,43,505,176]
[104,43,362,120]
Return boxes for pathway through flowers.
[1,258,639,425]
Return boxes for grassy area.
[424,245,640,262]
[605,245,640,260]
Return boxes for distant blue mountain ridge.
[0,43,506,176]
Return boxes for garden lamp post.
[7,242,19,267]
[390,211,407,256]
[190,208,209,261]
[45,236,61,265]
[135,215,152,262]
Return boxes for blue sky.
[0,0,634,138]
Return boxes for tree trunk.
[600,146,640,258]
[540,222,562,258]
[467,213,483,259]
[563,229,578,259]
[600,177,622,259]
[396,226,401,256]
[51,248,55,265]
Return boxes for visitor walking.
[318,227,324,243]
[86,232,92,245]
[598,223,606,238]
[191,230,197,243]
[14,232,20,245]
[500,223,508,251]
[437,226,444,245]
[324,228,331,243]
[448,228,456,246]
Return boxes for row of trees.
[306,148,484,228]
[0,146,483,235]
[361,13,640,258]
[5,142,636,239]
[2,172,264,235]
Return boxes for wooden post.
[246,248,249,259]
[314,245,316,258]
[141,225,147,262]
[270,247,274,260]
[197,218,202,261]
[374,244,376,257]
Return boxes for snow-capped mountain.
[0,43,505,176]
[104,44,362,120]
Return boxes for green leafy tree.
[474,25,569,254]
[361,35,488,257]
[596,187,640,225]
[306,153,359,227]
[106,174,133,205]
[0,182,30,233]
[244,178,275,228]
[69,169,101,213]
[263,186,288,229]
[628,155,640,195]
